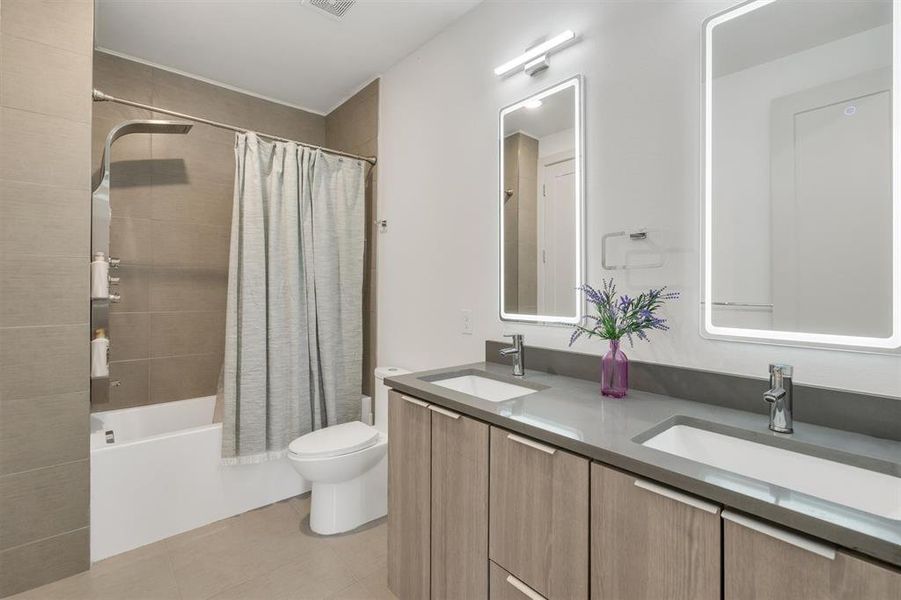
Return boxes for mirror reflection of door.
[500,79,580,322]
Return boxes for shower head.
[93,119,193,192]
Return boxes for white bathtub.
[90,396,308,561]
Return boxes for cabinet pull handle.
[505,574,545,600]
[507,433,556,455]
[428,405,460,419]
[634,479,720,515]
[722,510,836,560]
[401,395,429,408]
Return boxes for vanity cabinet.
[429,405,489,600]
[490,561,547,600]
[387,391,431,600]
[489,426,590,600]
[724,514,901,600]
[590,462,721,600]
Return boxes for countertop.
[386,362,901,568]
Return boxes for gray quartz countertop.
[385,362,901,568]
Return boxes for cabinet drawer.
[489,426,589,600]
[431,405,489,600]
[591,462,721,600]
[724,512,901,600]
[490,561,547,600]
[387,391,431,600]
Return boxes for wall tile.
[0,0,93,56]
[0,181,89,257]
[0,391,88,477]
[110,217,152,266]
[150,311,225,358]
[0,256,88,327]
[151,177,233,226]
[150,354,221,403]
[152,133,235,184]
[149,267,228,312]
[0,528,89,598]
[151,221,229,269]
[0,324,87,400]
[102,359,150,411]
[0,35,92,123]
[0,459,89,551]
[108,265,151,314]
[0,107,90,189]
[108,312,150,361]
[92,52,154,103]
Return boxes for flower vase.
[601,339,629,398]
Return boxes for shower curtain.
[220,133,365,464]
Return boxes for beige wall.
[0,0,94,595]
[92,52,326,411]
[325,80,378,396]
[502,132,538,315]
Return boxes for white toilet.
[288,366,409,535]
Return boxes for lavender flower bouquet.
[569,279,679,397]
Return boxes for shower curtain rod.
[92,89,377,166]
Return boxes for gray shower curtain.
[220,133,365,464]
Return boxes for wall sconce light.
[494,30,576,77]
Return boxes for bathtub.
[90,396,308,561]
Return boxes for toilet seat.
[288,421,380,459]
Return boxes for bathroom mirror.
[703,0,900,349]
[499,76,583,324]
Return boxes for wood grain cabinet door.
[387,391,431,600]
[488,426,589,600]
[430,405,489,600]
[590,463,721,600]
[724,512,901,600]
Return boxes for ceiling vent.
[304,0,355,20]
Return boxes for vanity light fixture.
[494,30,576,77]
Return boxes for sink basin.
[642,423,901,520]
[430,374,537,402]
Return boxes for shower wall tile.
[149,354,222,403]
[0,325,88,400]
[0,181,89,257]
[0,0,93,56]
[0,256,88,327]
[151,178,233,226]
[149,267,228,312]
[150,311,226,358]
[108,359,150,409]
[110,216,152,265]
[152,133,235,184]
[0,0,93,594]
[150,221,230,269]
[109,312,151,361]
[93,52,154,104]
[108,265,151,314]
[0,108,91,189]
[0,391,89,477]
[0,528,89,599]
[0,459,89,551]
[0,35,92,123]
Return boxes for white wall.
[377,1,901,397]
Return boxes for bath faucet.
[499,334,524,377]
[764,363,793,434]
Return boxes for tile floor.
[11,495,397,600]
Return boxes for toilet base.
[309,454,387,535]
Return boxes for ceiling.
[504,86,574,139]
[95,0,482,114]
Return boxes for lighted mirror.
[499,76,583,324]
[703,0,900,349]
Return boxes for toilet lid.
[288,421,380,459]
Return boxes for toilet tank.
[374,366,410,434]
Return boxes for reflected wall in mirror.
[500,76,583,323]
[704,0,900,349]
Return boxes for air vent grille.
[306,0,355,20]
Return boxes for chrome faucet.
[764,363,793,433]
[499,334,524,377]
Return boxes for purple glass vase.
[601,339,629,398]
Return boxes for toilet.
[288,366,409,535]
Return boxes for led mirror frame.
[702,0,901,350]
[499,75,584,325]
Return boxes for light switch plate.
[461,309,473,335]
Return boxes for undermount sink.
[430,374,537,402]
[641,422,901,520]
